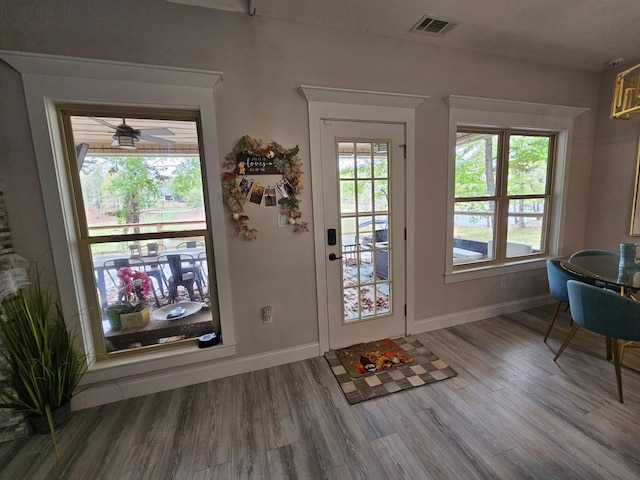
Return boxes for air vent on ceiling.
[411,15,458,36]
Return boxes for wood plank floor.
[2,305,640,479]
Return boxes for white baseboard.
[72,342,320,410]
[413,294,553,333]
[72,295,553,410]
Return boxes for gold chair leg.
[619,340,640,373]
[612,338,624,403]
[544,301,562,343]
[554,324,580,361]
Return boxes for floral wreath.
[221,135,309,240]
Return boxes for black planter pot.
[28,401,72,434]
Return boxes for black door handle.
[328,253,342,261]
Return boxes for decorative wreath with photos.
[221,135,309,240]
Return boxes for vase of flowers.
[105,267,152,331]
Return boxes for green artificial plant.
[0,255,86,452]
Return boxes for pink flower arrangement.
[116,267,151,302]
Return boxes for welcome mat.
[325,336,457,405]
[334,338,414,377]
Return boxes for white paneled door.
[321,120,406,349]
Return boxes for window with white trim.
[60,106,219,357]
[0,52,237,372]
[453,127,555,266]
[445,95,587,280]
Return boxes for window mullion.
[494,132,510,261]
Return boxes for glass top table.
[561,253,640,291]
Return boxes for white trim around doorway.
[299,85,427,354]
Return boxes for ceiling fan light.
[113,133,137,150]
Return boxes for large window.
[445,95,587,281]
[59,107,219,357]
[453,128,555,267]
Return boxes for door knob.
[328,253,342,261]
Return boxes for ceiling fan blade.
[138,134,175,146]
[90,117,118,130]
[139,128,174,136]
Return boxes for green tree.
[102,157,163,230]
[455,135,497,227]
[508,135,549,226]
[172,157,203,207]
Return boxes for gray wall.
[586,66,640,248]
[0,0,607,359]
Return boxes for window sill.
[80,341,236,385]
[444,257,547,284]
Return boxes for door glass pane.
[506,198,546,257]
[373,144,388,178]
[339,140,393,323]
[507,135,550,196]
[339,180,356,214]
[356,142,372,178]
[357,180,373,213]
[338,142,355,179]
[455,132,498,197]
[453,200,495,264]
[374,180,389,212]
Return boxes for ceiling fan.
[91,117,175,149]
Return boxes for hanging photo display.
[264,187,277,207]
[221,135,309,240]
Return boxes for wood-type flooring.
[1,305,640,479]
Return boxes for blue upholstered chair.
[545,258,581,343]
[554,280,640,403]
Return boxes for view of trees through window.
[453,129,554,265]
[63,111,217,357]
[80,156,205,240]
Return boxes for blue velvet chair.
[545,258,581,343]
[554,280,640,403]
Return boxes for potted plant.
[0,254,87,452]
[105,266,152,330]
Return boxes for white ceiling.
[168,0,640,72]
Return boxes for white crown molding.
[0,50,222,88]
[299,85,428,109]
[446,94,588,119]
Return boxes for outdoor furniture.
[452,247,483,265]
[158,254,200,302]
[197,251,209,292]
[145,242,166,256]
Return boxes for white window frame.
[445,95,588,283]
[0,51,236,378]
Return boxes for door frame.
[300,86,427,354]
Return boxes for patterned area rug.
[325,336,458,405]
[334,338,414,378]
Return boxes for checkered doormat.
[325,336,457,405]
